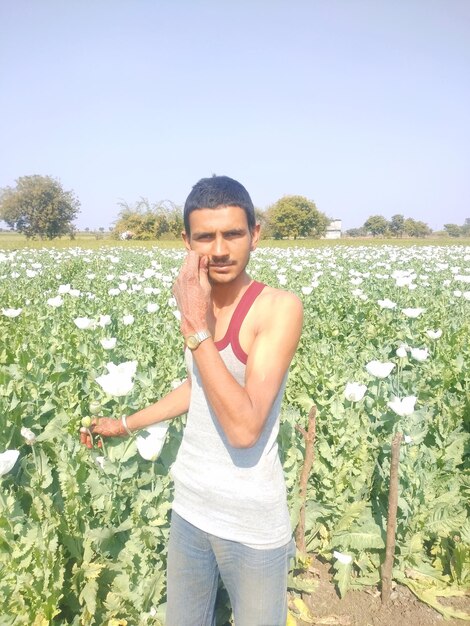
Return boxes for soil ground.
[291,559,470,626]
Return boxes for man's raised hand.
[173,251,211,336]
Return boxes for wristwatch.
[186,329,211,351]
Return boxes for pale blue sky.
[1,0,469,231]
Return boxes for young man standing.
[81,176,303,625]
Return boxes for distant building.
[324,219,342,239]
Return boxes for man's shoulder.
[256,284,303,322]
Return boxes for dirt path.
[291,559,470,626]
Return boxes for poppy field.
[0,243,469,624]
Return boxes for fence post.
[381,431,403,603]
[295,405,317,555]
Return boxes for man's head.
[183,176,256,235]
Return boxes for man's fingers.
[199,256,211,289]
[183,250,200,272]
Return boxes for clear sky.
[1,0,469,231]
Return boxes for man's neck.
[210,272,252,312]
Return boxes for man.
[81,176,303,625]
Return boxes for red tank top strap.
[214,281,265,364]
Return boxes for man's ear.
[182,231,192,251]
[250,224,261,251]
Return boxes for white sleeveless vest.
[170,282,292,549]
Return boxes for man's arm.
[125,378,191,431]
[191,291,302,448]
[80,379,191,447]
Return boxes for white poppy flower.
[410,347,429,362]
[453,290,462,297]
[377,299,396,309]
[47,296,63,307]
[396,346,408,358]
[388,395,417,417]
[118,282,128,291]
[143,268,156,279]
[106,360,138,378]
[108,288,120,296]
[58,284,71,294]
[147,303,159,313]
[21,427,37,444]
[2,308,22,318]
[100,337,117,350]
[95,360,137,397]
[344,382,367,402]
[426,329,442,339]
[123,314,135,326]
[98,314,112,327]
[0,450,20,476]
[402,308,425,318]
[464,291,470,300]
[395,276,413,287]
[404,435,413,444]
[26,269,37,278]
[278,275,287,286]
[301,286,313,295]
[69,289,81,297]
[95,456,106,470]
[172,310,181,321]
[333,551,352,565]
[366,360,395,378]
[136,423,168,461]
[74,317,95,330]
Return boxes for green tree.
[389,214,405,238]
[255,207,272,239]
[0,175,80,239]
[404,218,431,237]
[345,227,367,238]
[113,197,183,240]
[265,195,328,239]
[364,215,389,237]
[443,223,462,238]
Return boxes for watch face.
[187,335,199,350]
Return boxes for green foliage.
[389,214,405,238]
[113,198,183,240]
[363,214,389,237]
[0,175,80,239]
[265,195,329,239]
[444,223,463,238]
[0,244,469,622]
[404,218,432,238]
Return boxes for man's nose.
[211,236,229,258]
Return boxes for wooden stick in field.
[381,431,403,604]
[294,405,317,556]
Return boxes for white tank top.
[170,281,292,549]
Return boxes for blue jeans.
[166,511,295,626]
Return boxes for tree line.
[1,175,468,240]
[347,214,470,238]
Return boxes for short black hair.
[183,175,256,234]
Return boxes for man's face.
[183,205,260,285]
